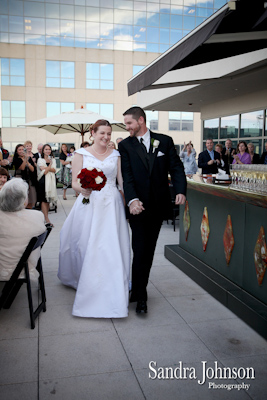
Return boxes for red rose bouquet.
[77,167,107,204]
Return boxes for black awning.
[128,7,228,96]
[128,0,267,96]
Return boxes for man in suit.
[222,139,235,173]
[260,141,267,164]
[198,138,221,174]
[119,107,186,314]
[34,143,43,162]
[0,138,10,170]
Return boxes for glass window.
[75,21,86,37]
[160,13,170,28]
[134,26,146,41]
[46,102,75,117]
[75,6,86,20]
[134,11,146,25]
[203,118,219,140]
[114,0,133,10]
[60,5,74,19]
[114,24,133,40]
[146,111,158,131]
[100,23,113,39]
[183,16,195,31]
[46,61,75,88]
[134,1,146,11]
[147,27,159,43]
[60,20,74,37]
[9,0,23,16]
[240,111,263,138]
[1,58,25,86]
[220,115,239,139]
[114,9,133,24]
[86,103,113,119]
[170,29,182,44]
[9,16,23,33]
[160,28,169,43]
[2,100,25,128]
[133,65,144,75]
[86,63,113,90]
[169,111,193,131]
[46,19,60,36]
[171,14,182,28]
[46,3,60,18]
[24,1,45,17]
[147,12,159,27]
[1,15,9,32]
[86,22,100,38]
[25,18,45,35]
[214,0,227,8]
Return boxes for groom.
[119,107,186,314]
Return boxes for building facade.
[0,0,227,162]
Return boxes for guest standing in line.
[179,141,198,175]
[37,144,57,226]
[198,139,221,175]
[59,144,72,200]
[248,143,260,164]
[232,141,251,165]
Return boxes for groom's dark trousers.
[119,131,186,302]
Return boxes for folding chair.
[0,226,52,329]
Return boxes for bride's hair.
[89,119,112,141]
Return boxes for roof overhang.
[128,0,267,98]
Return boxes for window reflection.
[9,16,23,33]
[1,58,25,86]
[46,61,75,88]
[146,111,158,131]
[86,103,113,119]
[169,112,194,131]
[133,65,144,75]
[134,26,146,41]
[203,118,219,140]
[134,11,146,25]
[45,3,59,19]
[86,63,113,89]
[2,100,26,128]
[60,5,74,19]
[25,18,45,35]
[47,102,75,117]
[46,19,60,36]
[220,115,239,139]
[24,1,45,18]
[240,111,263,138]
[9,0,23,16]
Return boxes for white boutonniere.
[151,139,160,153]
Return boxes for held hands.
[175,194,186,205]
[129,200,145,215]
[207,159,220,165]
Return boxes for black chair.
[0,226,52,329]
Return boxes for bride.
[58,120,130,318]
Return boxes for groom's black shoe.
[136,301,147,314]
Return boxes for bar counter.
[165,176,267,339]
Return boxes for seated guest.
[0,138,10,170]
[0,167,9,190]
[198,138,221,174]
[0,178,46,281]
[13,144,37,209]
[260,142,267,164]
[232,141,251,165]
[248,143,260,164]
[179,141,198,175]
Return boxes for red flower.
[3,149,8,154]
[77,167,107,204]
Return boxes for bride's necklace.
[92,145,108,156]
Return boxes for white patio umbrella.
[19,107,127,142]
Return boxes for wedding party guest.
[233,141,251,165]
[198,139,221,174]
[37,144,57,226]
[116,137,123,146]
[0,167,9,190]
[0,178,46,281]
[108,141,116,150]
[119,106,186,314]
[80,141,90,148]
[222,139,235,167]
[13,144,37,209]
[58,120,130,318]
[0,138,10,170]
[215,143,227,171]
[179,141,198,175]
[248,143,260,164]
[34,143,43,161]
[59,144,72,200]
[260,142,267,164]
[68,146,79,197]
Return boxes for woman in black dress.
[59,143,72,200]
[12,143,37,208]
[37,144,57,226]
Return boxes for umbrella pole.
[81,125,84,143]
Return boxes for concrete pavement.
[0,189,266,400]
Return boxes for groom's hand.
[175,194,186,205]
[130,200,145,215]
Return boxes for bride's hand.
[81,188,92,197]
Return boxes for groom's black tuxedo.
[119,131,186,302]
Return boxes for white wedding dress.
[58,149,131,318]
